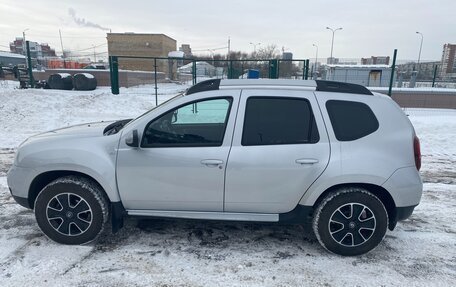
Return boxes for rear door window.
[242,97,319,146]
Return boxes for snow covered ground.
[0,81,455,286]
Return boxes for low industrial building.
[0,51,26,66]
[325,64,394,87]
[107,33,176,73]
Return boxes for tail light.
[414,136,421,171]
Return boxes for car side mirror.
[171,110,178,123]
[125,129,139,147]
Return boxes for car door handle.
[201,159,224,167]
[295,158,319,165]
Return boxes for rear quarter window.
[326,100,379,141]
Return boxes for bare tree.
[255,44,280,60]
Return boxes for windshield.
[123,92,184,128]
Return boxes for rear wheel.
[34,176,109,245]
[313,187,388,256]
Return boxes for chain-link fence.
[107,52,455,109]
[305,57,455,89]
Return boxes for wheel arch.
[312,183,397,231]
[28,170,110,209]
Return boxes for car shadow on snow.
[96,217,322,260]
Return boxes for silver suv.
[7,79,423,256]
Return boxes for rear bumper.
[396,205,416,222]
[382,166,423,207]
[388,204,417,230]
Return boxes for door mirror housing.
[125,129,139,147]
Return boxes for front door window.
[142,98,232,148]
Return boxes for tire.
[73,73,97,91]
[48,74,73,90]
[312,187,388,256]
[34,176,109,245]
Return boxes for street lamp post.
[312,43,318,66]
[416,31,424,66]
[22,28,29,53]
[22,28,30,70]
[410,31,423,88]
[208,49,215,65]
[312,44,318,79]
[249,42,261,53]
[326,26,342,64]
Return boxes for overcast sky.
[1,0,455,61]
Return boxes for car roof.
[185,79,373,96]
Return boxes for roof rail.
[185,79,373,96]
[186,79,221,95]
[220,79,317,87]
[315,80,373,95]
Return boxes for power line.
[71,43,107,52]
[192,46,229,52]
[26,33,107,39]
[67,51,109,57]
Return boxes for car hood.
[31,121,116,140]
[20,121,115,146]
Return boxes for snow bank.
[0,83,189,148]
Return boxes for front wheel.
[34,176,109,245]
[313,187,388,256]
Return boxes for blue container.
[247,69,260,79]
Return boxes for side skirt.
[127,210,279,222]
[112,205,315,233]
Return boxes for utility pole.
[326,26,342,64]
[93,45,97,62]
[59,29,66,69]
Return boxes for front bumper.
[9,188,31,209]
[7,165,36,209]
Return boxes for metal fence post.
[304,59,309,80]
[432,65,438,87]
[241,62,244,79]
[277,60,281,78]
[108,56,113,84]
[154,58,158,106]
[388,49,397,97]
[269,59,278,79]
[302,60,306,80]
[26,41,34,88]
[111,56,119,95]
[192,60,196,85]
[229,60,234,79]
